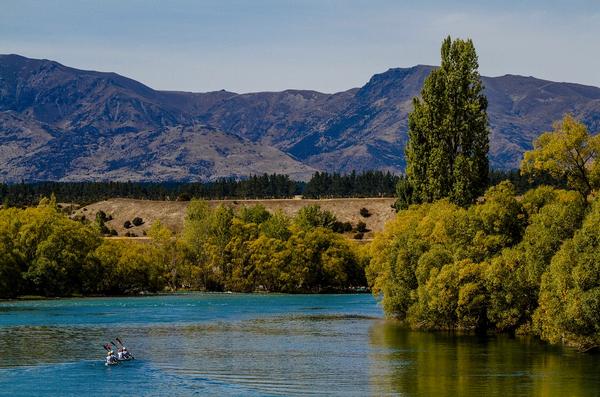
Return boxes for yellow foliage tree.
[521,114,600,198]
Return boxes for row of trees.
[0,199,367,298]
[0,174,302,207]
[0,171,404,207]
[302,171,399,198]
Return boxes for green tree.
[182,200,216,289]
[238,204,271,225]
[394,177,414,211]
[0,208,25,298]
[294,205,337,230]
[535,199,600,350]
[148,221,188,291]
[260,210,292,240]
[405,36,489,206]
[521,114,600,199]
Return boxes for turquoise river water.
[0,293,599,396]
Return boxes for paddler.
[106,350,117,365]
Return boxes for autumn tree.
[521,114,600,199]
[405,36,489,207]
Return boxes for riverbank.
[3,286,373,302]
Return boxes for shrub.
[132,217,144,226]
[354,232,364,240]
[332,221,353,233]
[109,229,118,236]
[359,207,371,217]
[356,221,367,233]
[99,223,110,235]
[96,210,108,223]
[295,205,337,230]
[124,220,132,229]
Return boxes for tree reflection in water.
[368,320,600,396]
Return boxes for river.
[0,294,598,396]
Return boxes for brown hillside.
[76,197,397,238]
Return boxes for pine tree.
[406,36,489,206]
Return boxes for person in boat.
[106,350,118,365]
[117,347,124,360]
[122,346,131,359]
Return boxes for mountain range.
[1,54,599,182]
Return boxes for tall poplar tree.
[405,36,489,206]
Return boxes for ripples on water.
[1,294,599,396]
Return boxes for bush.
[132,217,144,226]
[96,210,108,223]
[124,220,132,229]
[354,232,364,240]
[109,229,118,236]
[99,223,110,235]
[359,207,371,217]
[294,205,337,230]
[356,221,367,233]
[177,193,191,202]
[332,221,353,233]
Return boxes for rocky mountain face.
[1,54,599,182]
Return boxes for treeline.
[0,171,402,207]
[0,198,367,298]
[302,171,399,198]
[0,174,302,207]
[488,169,566,194]
[367,182,600,351]
[0,170,553,208]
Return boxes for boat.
[103,339,134,365]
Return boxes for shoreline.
[1,288,373,302]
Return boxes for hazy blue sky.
[1,0,599,93]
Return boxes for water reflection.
[368,321,600,396]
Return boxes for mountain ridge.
[1,54,599,182]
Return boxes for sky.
[1,0,599,93]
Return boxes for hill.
[1,54,600,181]
[76,197,397,238]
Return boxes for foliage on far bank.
[0,199,368,299]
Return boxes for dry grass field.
[75,197,397,239]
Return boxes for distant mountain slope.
[0,54,315,181]
[1,54,599,181]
